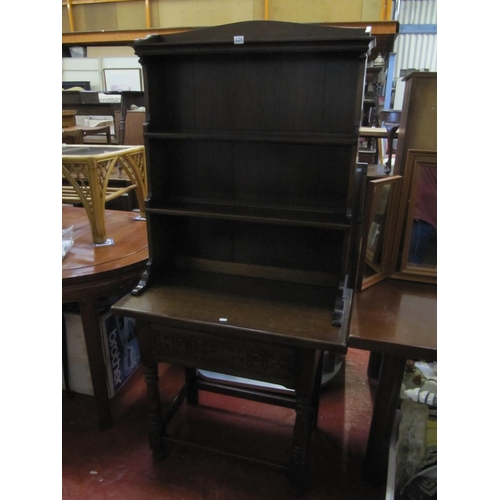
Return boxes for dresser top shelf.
[134,20,374,53]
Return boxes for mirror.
[356,175,402,290]
[391,149,437,283]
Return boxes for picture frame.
[103,68,143,92]
[390,149,437,283]
[355,175,402,291]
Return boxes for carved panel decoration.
[151,325,297,386]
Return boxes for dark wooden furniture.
[348,279,437,486]
[111,21,373,495]
[62,206,148,429]
[62,94,121,117]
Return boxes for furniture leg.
[78,296,113,429]
[144,363,166,460]
[184,367,199,405]
[135,320,166,460]
[115,152,147,218]
[363,353,406,485]
[288,349,321,496]
[62,313,74,397]
[62,160,109,245]
[367,351,382,380]
[311,350,325,429]
[119,113,127,145]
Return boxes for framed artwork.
[390,149,437,283]
[104,68,143,92]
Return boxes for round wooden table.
[62,206,148,429]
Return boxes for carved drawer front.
[151,325,297,386]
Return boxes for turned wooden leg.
[135,319,165,460]
[288,349,321,496]
[144,363,166,460]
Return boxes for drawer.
[151,324,297,387]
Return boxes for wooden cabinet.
[393,72,437,176]
[112,21,373,494]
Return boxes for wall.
[154,0,257,27]
[87,46,136,58]
[392,0,437,109]
[269,0,380,23]
[62,0,382,33]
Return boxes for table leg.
[144,363,166,460]
[363,353,406,486]
[62,313,74,397]
[184,367,199,405]
[78,296,113,430]
[288,349,321,496]
[367,351,382,380]
[136,320,166,460]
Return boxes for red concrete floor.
[62,348,385,500]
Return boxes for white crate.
[63,310,140,398]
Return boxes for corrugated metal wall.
[394,33,437,75]
[393,0,437,77]
[397,0,437,24]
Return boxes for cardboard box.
[63,310,140,398]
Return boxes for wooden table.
[62,144,147,245]
[348,279,437,485]
[112,278,353,495]
[62,206,148,429]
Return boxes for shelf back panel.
[144,52,364,136]
[147,139,354,213]
[147,214,347,285]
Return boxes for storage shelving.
[112,21,373,493]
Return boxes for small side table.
[62,144,147,245]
